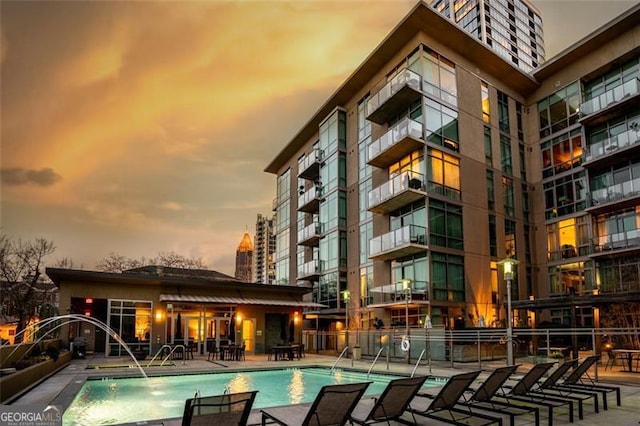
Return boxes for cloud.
[1,167,62,187]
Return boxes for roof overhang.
[159,294,326,308]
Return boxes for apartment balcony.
[579,78,640,122]
[297,259,323,281]
[367,118,424,168]
[298,185,323,213]
[366,69,422,125]
[587,177,640,213]
[368,171,426,215]
[582,125,640,166]
[297,222,323,247]
[298,148,324,180]
[591,229,640,255]
[369,225,428,261]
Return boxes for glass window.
[484,126,492,166]
[429,199,463,250]
[481,81,490,123]
[422,48,457,106]
[487,170,495,210]
[425,98,459,151]
[500,134,512,175]
[107,300,152,356]
[502,176,515,217]
[489,214,497,257]
[427,148,460,200]
[431,252,465,302]
[498,90,509,133]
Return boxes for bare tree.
[96,251,206,272]
[0,235,56,343]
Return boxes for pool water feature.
[63,367,442,425]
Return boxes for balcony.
[369,225,428,261]
[298,259,323,281]
[366,69,422,125]
[582,125,640,165]
[368,171,426,215]
[298,222,323,247]
[298,148,324,180]
[587,177,640,212]
[298,185,323,213]
[591,229,640,255]
[580,78,640,119]
[367,118,424,168]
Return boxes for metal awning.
[159,294,326,308]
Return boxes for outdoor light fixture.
[342,290,351,347]
[398,278,412,363]
[497,256,519,366]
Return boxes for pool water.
[63,367,441,425]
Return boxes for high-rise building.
[266,1,640,334]
[253,214,276,284]
[234,231,254,282]
[428,0,545,72]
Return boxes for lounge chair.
[456,365,540,426]
[350,376,427,425]
[182,390,258,426]
[494,362,574,425]
[260,382,371,426]
[528,359,601,417]
[406,371,502,425]
[551,355,621,409]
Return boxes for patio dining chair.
[182,390,258,426]
[349,375,427,425]
[260,382,371,426]
[406,370,502,425]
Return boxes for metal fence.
[301,326,639,369]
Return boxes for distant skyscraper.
[234,231,254,282]
[253,214,276,284]
[428,0,545,72]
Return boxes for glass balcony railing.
[298,259,323,279]
[369,225,428,260]
[583,126,640,163]
[366,69,422,124]
[590,177,640,207]
[298,185,322,213]
[368,170,425,214]
[593,228,640,253]
[580,78,640,116]
[367,118,424,168]
[297,222,323,246]
[298,148,324,180]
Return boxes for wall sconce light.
[155,311,163,321]
[294,311,299,324]
[236,314,242,323]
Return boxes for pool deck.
[8,351,640,425]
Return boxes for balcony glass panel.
[368,170,424,209]
[298,185,322,209]
[368,118,423,164]
[595,228,640,252]
[583,126,640,162]
[298,259,323,277]
[297,222,323,244]
[298,148,324,179]
[590,177,640,206]
[366,69,421,116]
[369,225,427,257]
[580,78,640,116]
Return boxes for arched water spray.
[2,314,148,378]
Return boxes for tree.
[96,251,207,273]
[0,235,56,343]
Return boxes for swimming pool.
[63,367,442,425]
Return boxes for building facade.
[265,1,640,336]
[428,0,545,72]
[234,231,254,282]
[253,214,276,284]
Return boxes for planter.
[0,350,72,404]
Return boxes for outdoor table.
[271,345,300,361]
[611,349,640,372]
[220,345,241,361]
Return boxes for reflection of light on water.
[150,391,165,396]
[333,371,344,384]
[228,374,251,393]
[288,369,305,404]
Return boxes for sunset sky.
[1,0,636,276]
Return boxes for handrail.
[147,344,187,366]
[146,344,174,367]
[411,349,426,377]
[367,347,385,378]
[331,346,349,373]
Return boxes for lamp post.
[497,257,519,366]
[342,290,351,349]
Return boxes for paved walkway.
[8,352,640,425]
